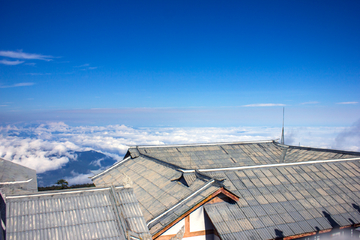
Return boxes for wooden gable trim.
[218,187,239,201]
[152,187,238,239]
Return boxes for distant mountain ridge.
[37,150,117,186]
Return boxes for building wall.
[156,206,220,240]
[0,191,5,240]
[297,227,360,240]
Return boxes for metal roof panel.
[6,187,151,240]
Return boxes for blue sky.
[0,0,359,127]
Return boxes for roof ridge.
[91,156,132,180]
[6,186,122,199]
[136,147,189,171]
[198,157,360,172]
[274,141,360,155]
[146,179,216,228]
[92,147,193,182]
[128,140,275,148]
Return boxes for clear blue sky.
[1,0,359,127]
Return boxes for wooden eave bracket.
[217,187,239,202]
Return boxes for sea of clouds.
[0,121,359,184]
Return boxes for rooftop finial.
[280,107,285,144]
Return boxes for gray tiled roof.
[92,155,220,235]
[204,160,360,239]
[6,186,151,240]
[0,158,38,196]
[127,141,360,170]
[93,141,360,239]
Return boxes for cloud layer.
[334,119,360,152]
[0,136,78,173]
[1,121,359,183]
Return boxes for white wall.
[189,206,214,232]
[159,206,218,240]
[161,218,185,235]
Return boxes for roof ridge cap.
[137,149,188,171]
[198,157,360,172]
[6,186,121,199]
[128,140,275,148]
[91,156,132,180]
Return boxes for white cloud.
[242,103,286,107]
[0,59,24,65]
[283,126,346,149]
[1,121,359,180]
[0,82,35,88]
[0,136,80,173]
[333,119,360,152]
[0,50,54,61]
[337,102,358,105]
[65,171,93,185]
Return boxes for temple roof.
[92,140,360,239]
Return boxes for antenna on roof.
[280,107,285,144]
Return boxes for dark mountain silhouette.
[37,150,117,186]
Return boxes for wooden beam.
[156,230,215,240]
[152,187,238,239]
[219,188,239,201]
[184,215,190,234]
